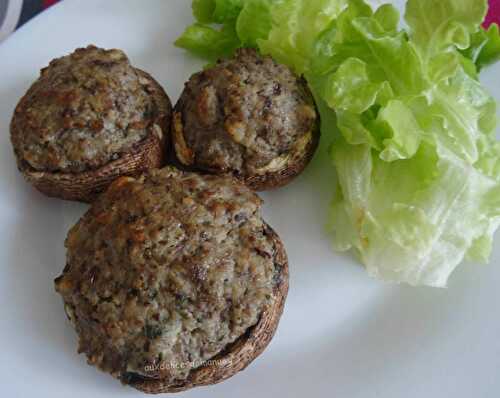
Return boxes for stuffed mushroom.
[10,45,172,202]
[172,48,319,191]
[54,167,288,393]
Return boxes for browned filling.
[173,48,317,177]
[11,45,162,174]
[55,168,279,385]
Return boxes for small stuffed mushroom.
[10,45,172,202]
[54,167,288,393]
[172,48,319,191]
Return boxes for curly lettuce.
[176,0,500,287]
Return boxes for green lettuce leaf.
[176,0,500,287]
[213,0,245,23]
[174,23,240,61]
[462,23,500,71]
[192,0,217,23]
[258,0,349,73]
[177,0,273,59]
[405,0,487,82]
[236,0,273,47]
[331,73,500,286]
[192,0,244,23]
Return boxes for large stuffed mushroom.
[54,167,289,393]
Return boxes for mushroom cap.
[171,48,319,191]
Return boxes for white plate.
[1,1,500,397]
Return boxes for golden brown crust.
[13,68,172,203]
[129,224,289,394]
